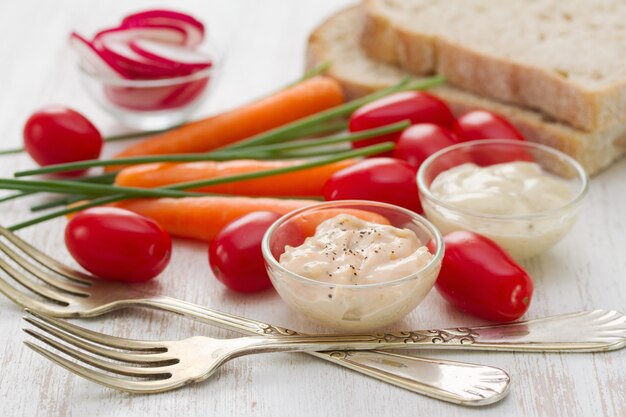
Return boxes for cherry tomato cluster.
[324,91,525,214]
[208,93,531,306]
[47,89,532,322]
[328,92,531,321]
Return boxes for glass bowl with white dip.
[262,201,444,332]
[417,139,589,260]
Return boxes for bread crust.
[306,6,626,175]
[361,0,626,132]
[361,9,435,75]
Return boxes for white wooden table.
[0,1,624,416]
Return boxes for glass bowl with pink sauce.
[262,201,444,332]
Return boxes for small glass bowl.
[77,47,220,130]
[417,139,589,260]
[262,201,443,332]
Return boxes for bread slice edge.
[306,6,626,175]
[360,0,626,132]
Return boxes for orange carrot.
[292,209,390,238]
[114,159,356,197]
[113,197,317,242]
[109,76,344,163]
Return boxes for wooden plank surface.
[0,1,624,416]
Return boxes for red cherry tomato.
[349,92,455,150]
[453,111,531,165]
[323,157,423,213]
[209,211,281,293]
[453,110,524,142]
[23,105,103,176]
[435,231,534,322]
[65,207,172,282]
[393,124,460,169]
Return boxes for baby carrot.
[114,159,356,197]
[109,76,344,162]
[113,196,317,242]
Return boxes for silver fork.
[2,226,625,352]
[2,229,626,401]
[1,226,513,406]
[23,310,511,397]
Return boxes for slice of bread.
[360,0,626,132]
[306,6,626,175]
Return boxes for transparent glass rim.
[416,139,590,221]
[261,200,444,289]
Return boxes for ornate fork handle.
[119,296,623,405]
[132,296,626,352]
[126,295,509,405]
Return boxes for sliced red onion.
[70,10,208,81]
[69,32,129,78]
[96,34,186,79]
[129,39,212,71]
[121,10,204,46]
[94,24,187,46]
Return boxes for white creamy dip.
[270,213,438,331]
[430,161,573,216]
[425,161,577,259]
[279,214,433,285]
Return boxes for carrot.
[292,209,390,238]
[113,196,317,242]
[114,159,356,197]
[109,76,344,163]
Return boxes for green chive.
[285,60,332,88]
[100,127,175,143]
[222,75,444,151]
[278,119,347,139]
[0,62,336,156]
[0,190,37,203]
[1,172,117,205]
[224,121,408,155]
[30,195,90,212]
[14,121,407,176]
[7,142,394,231]
[0,128,176,156]
[0,178,216,199]
[0,147,24,156]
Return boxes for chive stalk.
[0,61,336,157]
[0,172,117,206]
[30,195,90,212]
[222,75,444,151]
[0,190,37,203]
[7,142,394,231]
[0,128,175,156]
[14,121,407,176]
[290,60,332,87]
[0,179,216,199]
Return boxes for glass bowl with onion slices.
[417,139,589,260]
[262,200,444,332]
[69,9,221,130]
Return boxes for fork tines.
[22,310,179,393]
[0,227,93,313]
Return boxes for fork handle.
[134,295,507,405]
[138,297,625,352]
